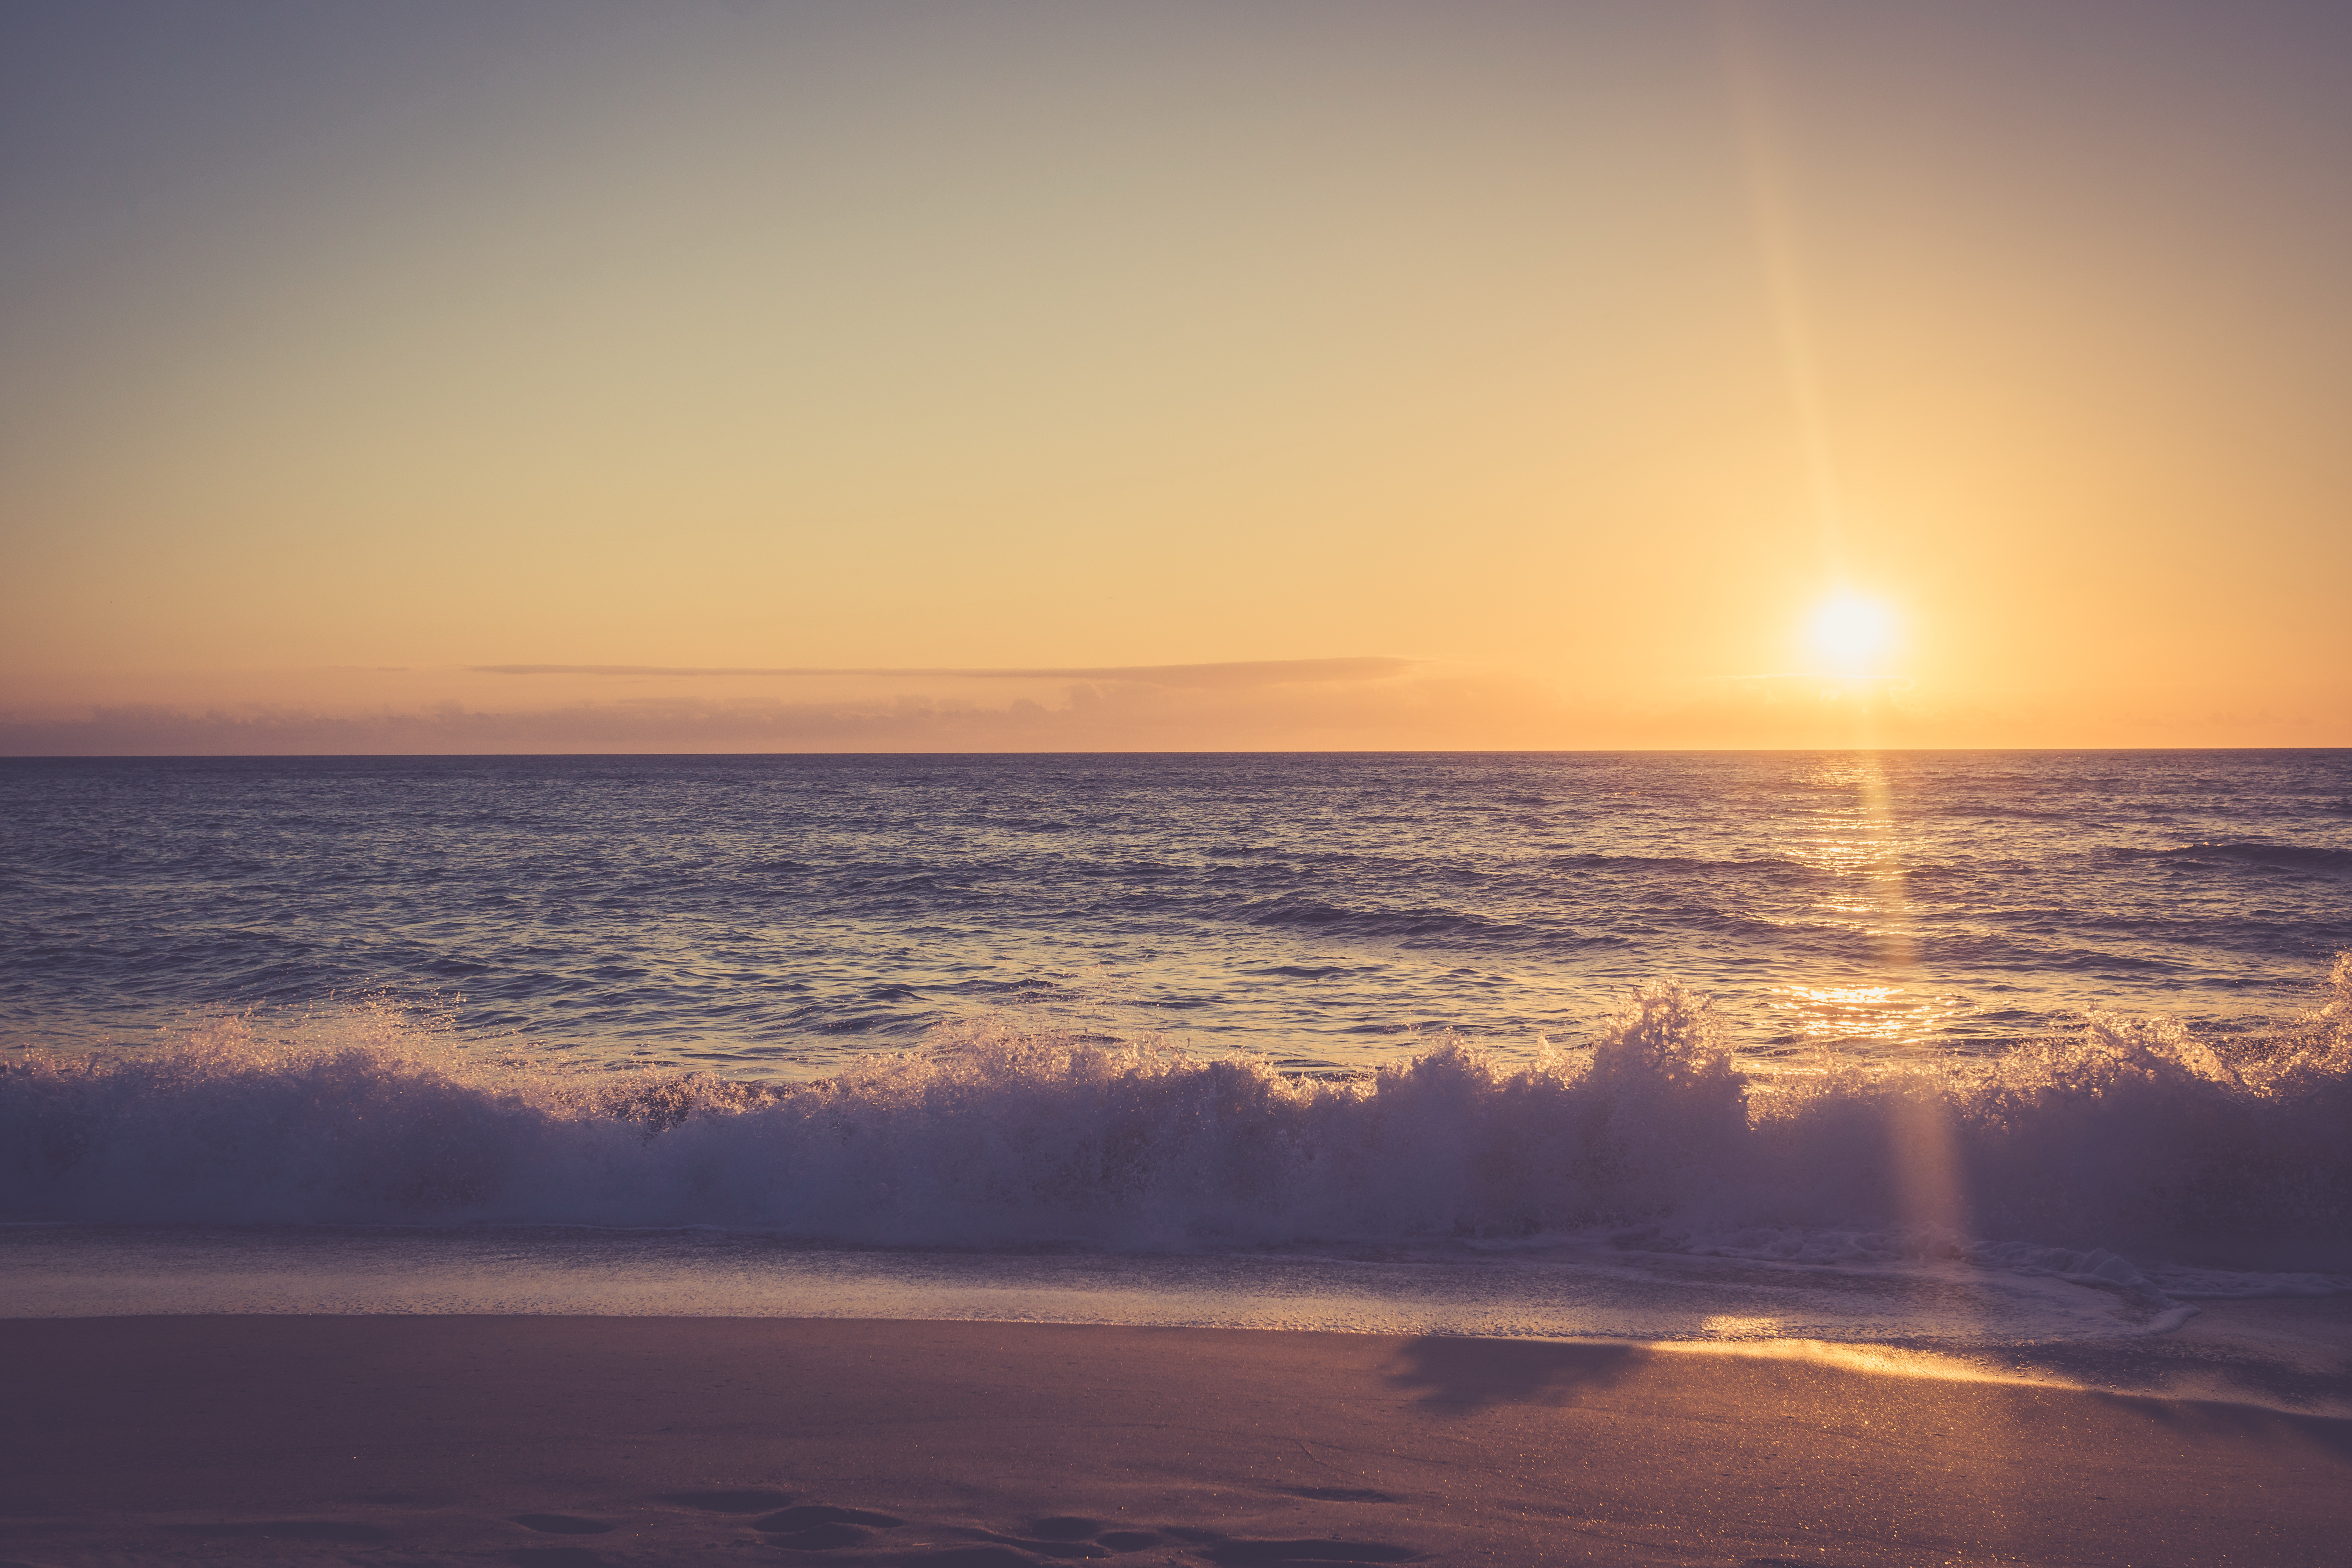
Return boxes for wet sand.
[4,1315,2347,1567]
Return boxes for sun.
[1808,594,1898,676]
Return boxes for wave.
[1236,892,1630,949]
[2128,842,2352,873]
[6,959,2351,1276]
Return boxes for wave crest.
[6,964,2350,1270]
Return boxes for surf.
[7,957,2348,1280]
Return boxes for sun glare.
[1808,595,1898,676]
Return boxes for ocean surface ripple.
[5,751,2349,1074]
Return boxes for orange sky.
[4,2,2347,753]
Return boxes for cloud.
[466,658,1420,688]
[3,662,2341,754]
[0,662,1556,755]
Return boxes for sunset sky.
[4,0,2347,753]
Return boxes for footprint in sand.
[708,1499,1413,1567]
[1096,1534,1163,1553]
[947,1525,1109,1560]
[996,1517,1166,1556]
[753,1503,907,1550]
[763,1522,878,1550]
[655,1488,799,1512]
[1204,1543,1419,1564]
[506,1549,606,1568]
[755,1505,906,1530]
[932,1529,1417,1567]
[163,1519,394,1542]
[509,1513,617,1535]
[1169,1488,1413,1564]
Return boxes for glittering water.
[5,751,2348,1076]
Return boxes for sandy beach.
[5,1315,2347,1567]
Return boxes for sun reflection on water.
[1756,982,1975,1054]
[1747,755,1949,1046]
[1764,753,1973,1243]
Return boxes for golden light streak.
[1720,0,1846,571]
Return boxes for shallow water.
[0,1223,2194,1344]
[11,1222,2348,1416]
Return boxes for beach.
[7,1312,2348,1567]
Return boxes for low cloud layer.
[466,659,1420,689]
[4,661,2339,754]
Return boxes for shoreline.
[7,1314,2348,1566]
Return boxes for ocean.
[5,751,2348,1395]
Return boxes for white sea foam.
[6,961,2350,1286]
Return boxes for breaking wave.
[6,958,2350,1276]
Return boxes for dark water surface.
[5,751,2348,1076]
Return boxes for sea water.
[4,753,2348,1397]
